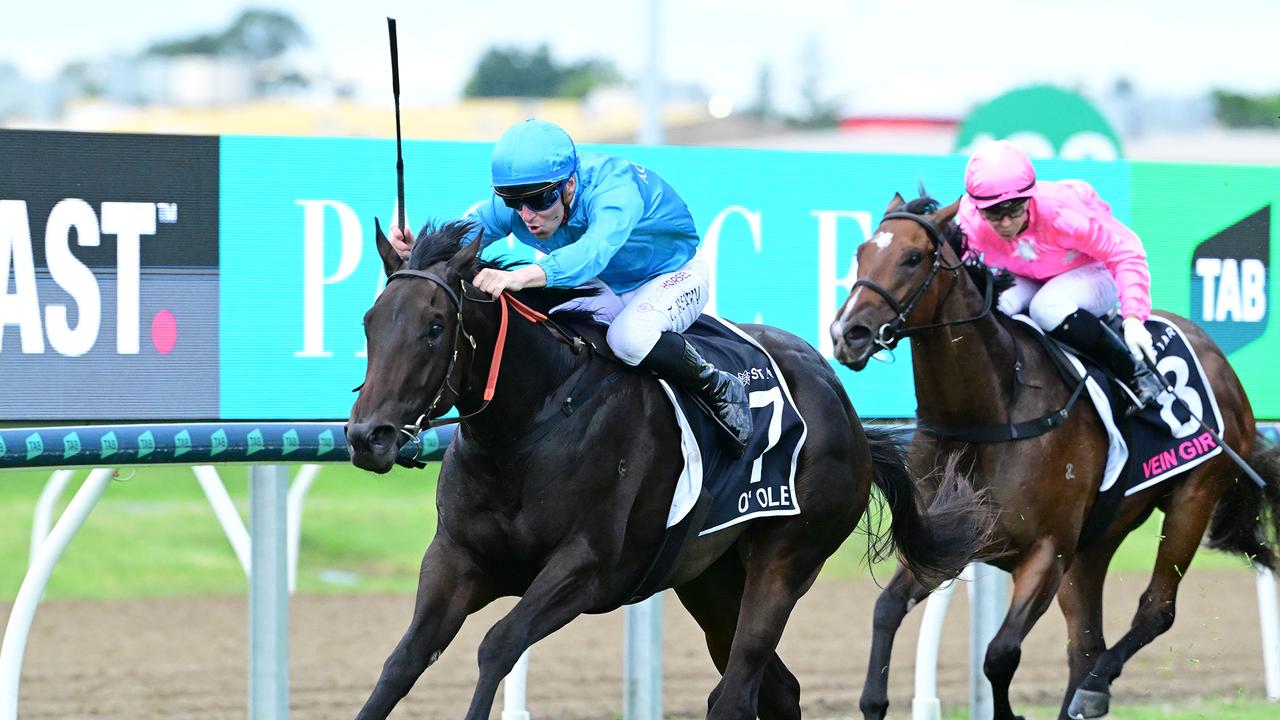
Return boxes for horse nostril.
[844,325,873,346]
[367,424,397,451]
[346,421,397,454]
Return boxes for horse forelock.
[901,193,940,217]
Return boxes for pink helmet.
[964,140,1037,209]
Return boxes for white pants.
[554,252,711,366]
[998,263,1119,330]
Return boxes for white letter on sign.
[296,200,362,358]
[813,210,872,357]
[702,206,762,319]
[1215,258,1241,321]
[0,200,44,353]
[1241,258,1266,322]
[1194,257,1220,322]
[101,201,156,354]
[45,199,102,357]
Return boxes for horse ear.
[933,199,961,228]
[886,193,906,213]
[447,229,484,279]
[375,217,404,277]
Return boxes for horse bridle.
[381,268,554,447]
[848,211,995,352]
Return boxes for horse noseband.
[851,210,992,346]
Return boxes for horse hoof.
[1067,688,1110,719]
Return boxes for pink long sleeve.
[955,180,1152,320]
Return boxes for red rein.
[483,292,549,401]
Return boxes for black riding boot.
[1049,310,1163,413]
[640,331,753,457]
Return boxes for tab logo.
[1191,206,1270,354]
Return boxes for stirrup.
[1119,372,1162,416]
[1114,380,1144,415]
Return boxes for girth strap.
[918,374,1088,443]
[918,322,1091,443]
[504,368,625,456]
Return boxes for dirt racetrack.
[3,567,1271,719]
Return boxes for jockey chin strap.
[849,211,994,353]
[383,269,580,448]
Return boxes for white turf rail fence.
[2,422,1278,720]
[0,421,655,720]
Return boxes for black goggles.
[978,197,1029,221]
[494,180,566,212]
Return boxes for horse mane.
[407,218,602,323]
[902,188,1016,304]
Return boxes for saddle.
[546,314,809,602]
[1022,314,1225,548]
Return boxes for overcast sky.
[3,0,1275,115]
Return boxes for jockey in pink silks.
[955,140,1164,410]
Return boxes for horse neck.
[909,271,1017,425]
[455,298,584,448]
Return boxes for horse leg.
[986,541,1068,720]
[675,552,803,720]
[858,562,933,720]
[1054,537,1122,720]
[460,543,601,720]
[1068,484,1219,719]
[699,535,834,720]
[355,540,496,720]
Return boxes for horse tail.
[1205,435,1280,570]
[863,427,995,588]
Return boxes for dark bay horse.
[344,220,990,720]
[829,193,1280,720]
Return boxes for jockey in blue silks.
[389,118,752,455]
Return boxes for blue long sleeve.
[467,153,699,294]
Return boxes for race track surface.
[2,568,1269,718]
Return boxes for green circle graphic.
[955,85,1123,160]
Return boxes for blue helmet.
[490,119,578,188]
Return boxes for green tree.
[145,32,224,56]
[58,60,104,98]
[463,44,620,99]
[1212,90,1280,129]
[557,59,622,99]
[144,8,307,60]
[221,9,308,61]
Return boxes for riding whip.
[387,17,407,234]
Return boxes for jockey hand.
[1122,316,1157,365]
[473,265,548,298]
[388,224,414,260]
[996,291,1023,316]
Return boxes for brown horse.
[344,219,990,720]
[829,193,1280,720]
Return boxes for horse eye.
[427,323,444,340]
[905,251,924,267]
